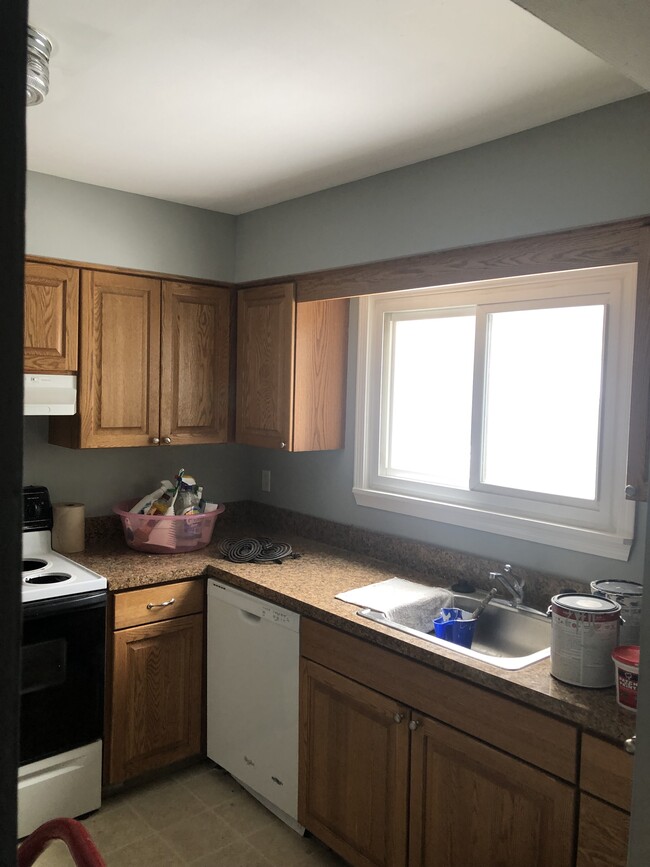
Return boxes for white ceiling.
[26,0,643,215]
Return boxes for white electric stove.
[22,530,107,602]
[19,486,107,839]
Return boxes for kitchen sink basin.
[357,591,551,670]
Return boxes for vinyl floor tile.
[122,778,206,831]
[213,787,277,836]
[103,831,184,866]
[21,761,348,866]
[247,821,326,866]
[188,836,275,867]
[158,809,240,862]
[80,803,145,856]
[179,765,243,808]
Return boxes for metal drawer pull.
[146,597,176,610]
[624,735,636,755]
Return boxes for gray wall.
[23,95,650,582]
[26,172,236,282]
[24,173,247,514]
[235,94,650,281]
[237,94,650,585]
[23,419,249,517]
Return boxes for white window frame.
[354,264,638,560]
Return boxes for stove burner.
[22,558,49,572]
[24,572,73,585]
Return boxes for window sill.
[352,487,633,561]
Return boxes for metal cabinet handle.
[146,598,176,610]
[280,441,286,449]
[151,437,160,445]
[408,719,421,731]
[162,436,172,444]
[394,713,405,724]
[624,735,636,755]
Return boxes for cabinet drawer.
[581,733,633,811]
[113,579,204,630]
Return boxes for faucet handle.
[503,563,525,589]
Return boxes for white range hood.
[24,374,77,416]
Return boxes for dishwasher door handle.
[239,609,262,624]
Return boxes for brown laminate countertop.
[72,521,636,747]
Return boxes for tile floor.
[27,761,347,866]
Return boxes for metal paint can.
[590,580,643,646]
[550,593,621,688]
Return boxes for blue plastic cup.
[433,608,476,649]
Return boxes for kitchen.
[4,1,650,865]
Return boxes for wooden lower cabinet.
[106,583,204,785]
[299,658,575,867]
[409,716,575,867]
[299,660,410,867]
[577,734,633,867]
[577,795,630,867]
[299,620,580,867]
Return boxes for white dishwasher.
[206,580,303,832]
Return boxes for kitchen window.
[354,264,638,560]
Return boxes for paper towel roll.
[52,502,85,554]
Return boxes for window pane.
[385,313,475,488]
[482,305,605,499]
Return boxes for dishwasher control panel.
[208,580,300,631]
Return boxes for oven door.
[20,590,106,766]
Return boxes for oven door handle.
[147,597,176,610]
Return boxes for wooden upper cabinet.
[49,269,232,448]
[236,283,295,449]
[24,261,79,373]
[77,271,161,448]
[160,281,231,445]
[236,283,349,451]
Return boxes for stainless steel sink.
[357,591,550,670]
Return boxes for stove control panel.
[23,486,53,532]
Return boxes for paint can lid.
[591,580,643,597]
[612,645,640,666]
[551,593,621,613]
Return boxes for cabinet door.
[409,715,575,867]
[299,659,410,867]
[293,299,349,451]
[79,270,161,447]
[24,261,79,372]
[236,282,295,449]
[160,281,231,445]
[107,612,203,785]
[577,794,630,867]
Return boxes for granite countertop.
[73,520,636,746]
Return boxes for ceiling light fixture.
[26,26,53,106]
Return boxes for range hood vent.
[24,374,77,416]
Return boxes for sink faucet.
[489,564,525,608]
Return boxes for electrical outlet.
[261,470,271,493]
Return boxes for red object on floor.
[17,818,105,867]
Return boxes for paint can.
[549,593,621,688]
[590,580,643,645]
[612,645,640,712]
